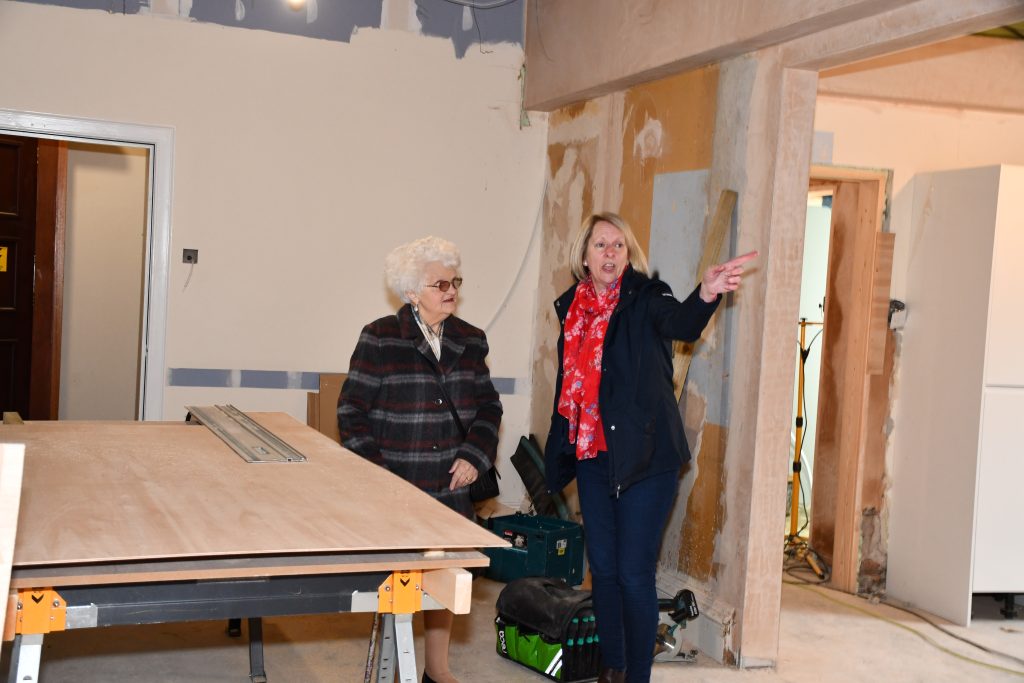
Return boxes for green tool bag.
[494,577,601,682]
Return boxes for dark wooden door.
[0,134,38,416]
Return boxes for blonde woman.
[545,212,754,683]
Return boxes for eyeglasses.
[425,277,463,292]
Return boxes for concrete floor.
[2,578,1022,682]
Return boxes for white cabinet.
[887,165,1024,626]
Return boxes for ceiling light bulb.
[286,0,306,10]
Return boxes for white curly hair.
[384,236,462,303]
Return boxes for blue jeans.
[576,454,679,683]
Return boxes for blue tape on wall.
[167,368,234,388]
[168,369,517,395]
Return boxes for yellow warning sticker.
[0,246,7,272]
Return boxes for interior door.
[0,134,38,416]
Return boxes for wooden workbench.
[1,413,506,682]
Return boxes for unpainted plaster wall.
[819,35,1024,113]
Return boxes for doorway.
[784,191,831,545]
[60,142,150,419]
[785,167,895,594]
[0,109,174,420]
[0,136,150,420]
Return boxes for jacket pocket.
[608,405,657,480]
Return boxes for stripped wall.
[0,0,546,508]
[529,65,749,658]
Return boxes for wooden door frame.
[806,165,894,593]
[0,110,174,420]
[28,140,66,419]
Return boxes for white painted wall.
[0,2,547,507]
[60,143,148,420]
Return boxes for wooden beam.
[830,179,886,593]
[672,189,737,399]
[422,567,473,615]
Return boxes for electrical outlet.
[182,249,199,265]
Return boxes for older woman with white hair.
[338,235,502,683]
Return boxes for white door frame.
[0,109,173,421]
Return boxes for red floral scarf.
[558,276,621,460]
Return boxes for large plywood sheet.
[4,414,503,567]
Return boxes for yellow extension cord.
[782,580,1024,678]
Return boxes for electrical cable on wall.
[482,177,546,334]
[470,5,494,55]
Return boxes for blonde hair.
[384,236,461,303]
[568,212,649,281]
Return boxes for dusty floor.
[2,578,1022,682]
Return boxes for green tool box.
[494,577,600,682]
[483,513,585,586]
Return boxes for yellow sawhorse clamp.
[15,588,67,635]
[378,569,422,615]
[373,570,423,682]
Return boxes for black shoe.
[598,668,626,683]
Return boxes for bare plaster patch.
[546,104,603,146]
[633,115,663,162]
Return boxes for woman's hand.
[700,251,758,302]
[449,458,479,491]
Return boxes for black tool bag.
[494,577,601,682]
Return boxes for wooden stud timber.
[422,567,473,615]
[672,189,738,399]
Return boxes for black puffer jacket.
[544,267,720,496]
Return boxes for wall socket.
[182,248,199,264]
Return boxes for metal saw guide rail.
[185,404,307,463]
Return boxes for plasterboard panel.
[973,387,1024,592]
[887,166,999,625]
[985,165,1024,387]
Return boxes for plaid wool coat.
[337,304,502,518]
